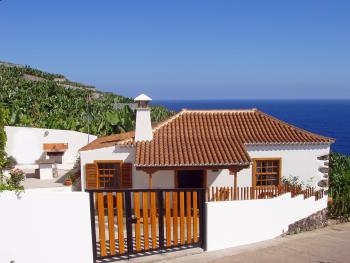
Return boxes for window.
[96,162,121,189]
[253,159,281,186]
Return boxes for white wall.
[80,146,134,190]
[80,143,330,190]
[135,108,153,141]
[5,126,97,170]
[0,191,93,263]
[80,145,175,190]
[206,193,328,251]
[237,144,331,188]
[207,169,234,188]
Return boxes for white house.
[80,94,334,192]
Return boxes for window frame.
[252,158,282,187]
[94,160,123,189]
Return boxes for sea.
[153,100,350,156]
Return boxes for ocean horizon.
[153,99,350,155]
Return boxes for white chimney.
[134,94,153,142]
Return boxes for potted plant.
[328,196,333,205]
[64,175,72,186]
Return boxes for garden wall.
[206,192,328,251]
[5,126,97,170]
[0,191,93,263]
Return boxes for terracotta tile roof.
[79,131,135,151]
[79,122,167,151]
[135,109,334,167]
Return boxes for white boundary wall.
[206,193,328,251]
[5,126,97,170]
[0,191,93,263]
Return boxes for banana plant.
[0,64,174,136]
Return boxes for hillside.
[0,62,174,136]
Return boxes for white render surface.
[38,163,53,179]
[206,193,328,251]
[80,146,135,190]
[80,143,330,190]
[0,191,93,263]
[237,144,331,188]
[135,108,153,141]
[81,146,175,190]
[5,126,97,170]
[207,169,234,188]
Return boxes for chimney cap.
[134,94,152,102]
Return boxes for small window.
[96,162,121,189]
[254,159,280,187]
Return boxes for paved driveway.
[114,223,350,263]
[156,223,350,263]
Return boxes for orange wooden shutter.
[121,163,133,189]
[85,163,98,189]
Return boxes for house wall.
[0,191,93,263]
[206,193,328,251]
[80,146,175,190]
[80,143,330,190]
[236,144,330,188]
[5,126,97,170]
[134,170,175,189]
[207,169,234,187]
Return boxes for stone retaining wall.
[287,208,328,235]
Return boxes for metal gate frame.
[88,188,207,262]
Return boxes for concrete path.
[122,223,350,263]
[23,169,68,189]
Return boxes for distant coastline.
[153,99,350,155]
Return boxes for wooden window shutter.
[121,163,133,189]
[85,163,97,189]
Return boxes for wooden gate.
[87,188,207,261]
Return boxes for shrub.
[282,175,306,187]
[7,168,25,189]
[0,107,6,174]
[0,168,25,192]
[329,153,350,221]
[4,156,17,170]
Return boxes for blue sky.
[1,0,349,99]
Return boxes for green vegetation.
[0,109,24,192]
[0,168,25,192]
[329,152,350,221]
[22,65,65,80]
[60,80,96,90]
[0,107,6,174]
[282,175,307,187]
[3,156,16,170]
[0,64,174,136]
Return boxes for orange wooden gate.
[88,188,206,261]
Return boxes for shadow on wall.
[246,144,329,152]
